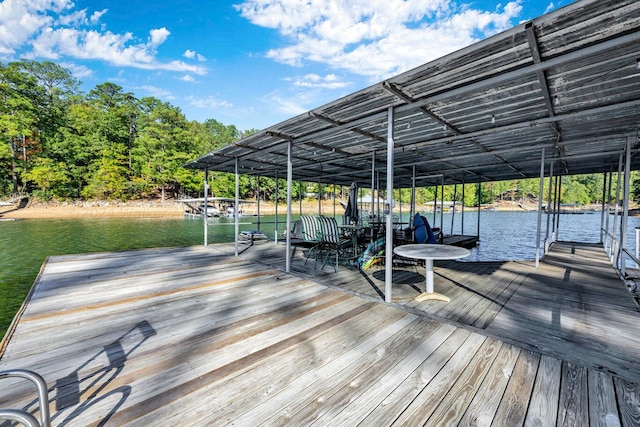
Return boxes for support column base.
[415,292,450,303]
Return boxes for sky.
[0,0,575,131]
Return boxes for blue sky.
[0,0,574,131]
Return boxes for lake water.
[2,210,639,332]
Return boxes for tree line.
[1,60,635,206]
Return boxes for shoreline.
[0,199,551,220]
[0,199,337,219]
[0,200,186,219]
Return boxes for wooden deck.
[1,242,639,426]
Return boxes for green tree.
[0,62,39,194]
[23,157,70,199]
[135,98,195,200]
[15,60,79,145]
[201,118,241,154]
[82,144,129,200]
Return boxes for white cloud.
[287,73,350,89]
[1,1,206,76]
[180,74,195,82]
[268,94,308,116]
[29,27,207,74]
[90,9,107,25]
[0,0,71,55]
[56,9,88,26]
[186,95,233,109]
[59,61,93,78]
[149,28,170,48]
[139,85,175,100]
[184,49,206,62]
[236,0,523,78]
[544,2,556,14]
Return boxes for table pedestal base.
[415,292,450,303]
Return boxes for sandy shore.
[0,198,553,220]
[0,199,339,219]
[0,200,185,219]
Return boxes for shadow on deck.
[217,240,640,384]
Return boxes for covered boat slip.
[1,242,639,425]
[185,0,640,303]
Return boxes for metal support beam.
[275,171,279,243]
[535,147,545,268]
[620,134,633,277]
[235,157,239,257]
[203,168,208,247]
[371,151,376,242]
[613,154,623,264]
[285,140,293,273]
[606,168,613,256]
[600,171,607,245]
[309,111,387,144]
[545,161,554,253]
[385,107,395,303]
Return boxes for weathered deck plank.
[524,354,562,427]
[458,343,522,426]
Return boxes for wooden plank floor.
[238,241,640,383]
[1,243,639,426]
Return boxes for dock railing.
[603,227,620,265]
[0,369,50,427]
[602,226,640,293]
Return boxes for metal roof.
[186,0,640,188]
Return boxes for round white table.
[393,244,470,302]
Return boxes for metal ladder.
[0,369,50,427]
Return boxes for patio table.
[393,244,470,302]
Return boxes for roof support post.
[476,183,481,238]
[535,147,545,268]
[545,161,554,254]
[235,157,239,257]
[620,134,633,277]
[552,174,559,241]
[556,176,562,240]
[256,175,261,232]
[385,106,395,303]
[612,153,623,264]
[411,166,416,222]
[600,171,607,245]
[605,168,613,256]
[286,138,293,273]
[371,151,376,241]
[204,168,209,246]
[275,171,279,243]
[461,177,465,235]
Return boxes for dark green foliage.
[0,60,636,204]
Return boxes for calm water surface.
[2,211,639,332]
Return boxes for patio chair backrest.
[300,215,322,243]
[317,216,341,244]
[414,213,438,244]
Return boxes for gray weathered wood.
[1,242,639,426]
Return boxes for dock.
[1,242,639,425]
[442,234,479,249]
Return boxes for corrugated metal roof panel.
[186,0,640,188]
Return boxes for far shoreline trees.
[1,60,636,206]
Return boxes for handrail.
[0,409,40,427]
[621,248,640,269]
[0,369,50,427]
